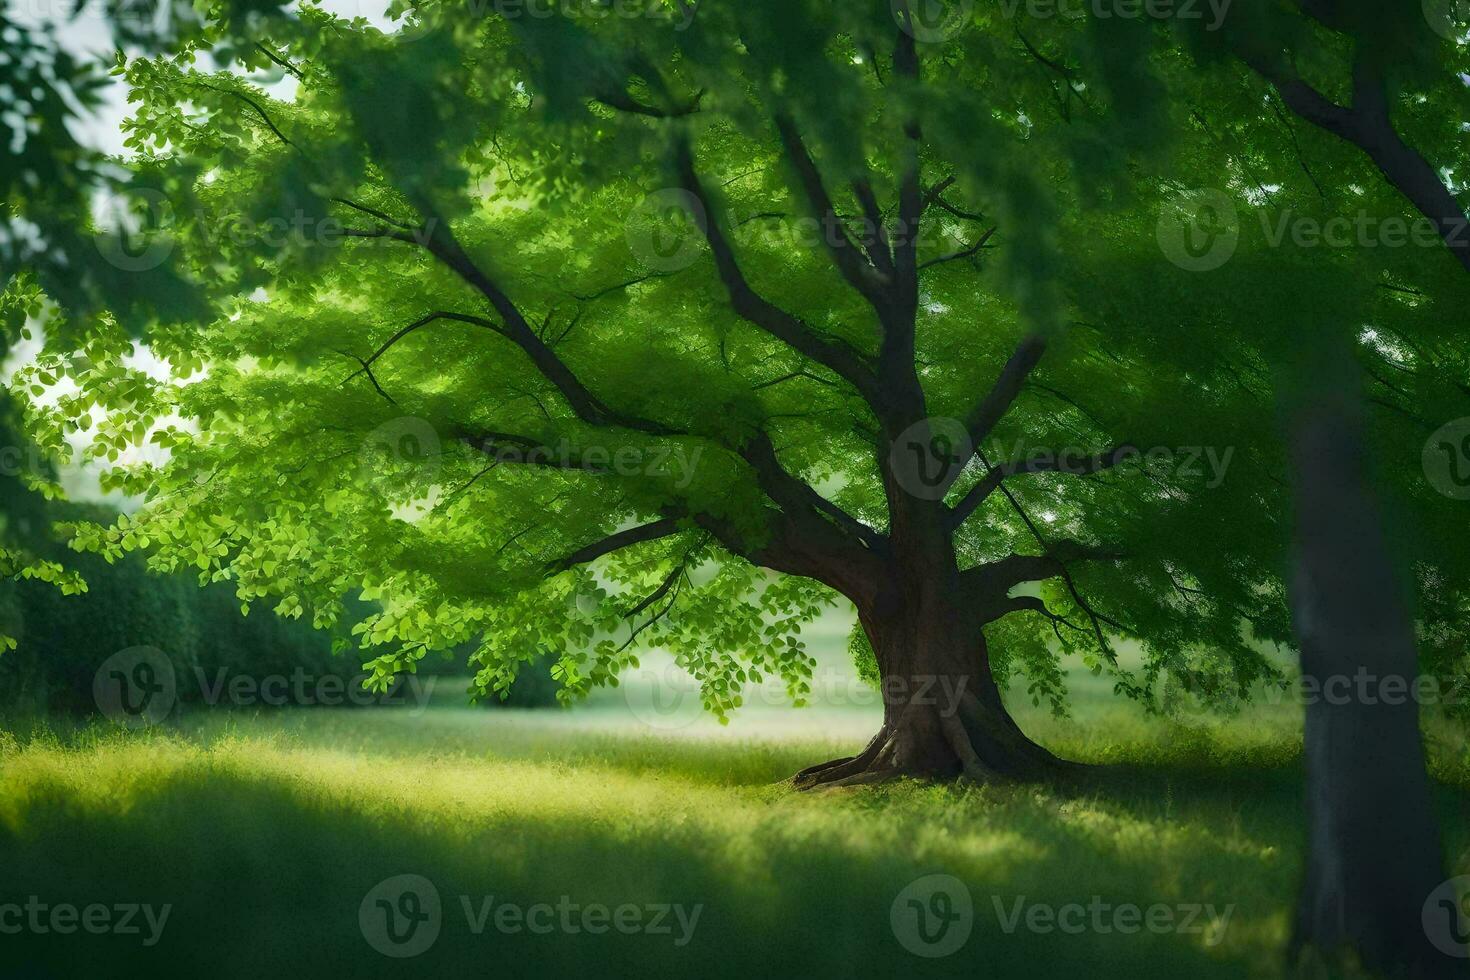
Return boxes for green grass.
[2,673,1467,979]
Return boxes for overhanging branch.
[546,517,686,573]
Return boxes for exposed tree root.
[792,727,898,789]
[791,693,1088,790]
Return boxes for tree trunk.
[1287,353,1459,975]
[793,593,1069,788]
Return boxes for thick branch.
[406,222,679,437]
[881,8,926,375]
[957,334,1048,467]
[673,137,884,406]
[1244,47,1470,273]
[547,517,685,573]
[739,429,885,554]
[773,115,890,308]
[978,595,1089,639]
[961,540,1127,604]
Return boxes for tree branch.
[978,449,1125,663]
[956,334,1048,470]
[457,429,616,474]
[773,115,890,308]
[672,137,883,406]
[1242,45,1470,273]
[546,517,685,573]
[919,225,998,271]
[343,311,501,383]
[979,594,1089,641]
[948,444,1134,530]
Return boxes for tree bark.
[1287,353,1458,976]
[793,582,1069,788]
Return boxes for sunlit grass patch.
[1,696,1465,979]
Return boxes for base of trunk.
[792,691,1077,789]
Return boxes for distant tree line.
[0,500,556,714]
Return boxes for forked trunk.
[793,600,1069,789]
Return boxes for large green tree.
[26,1,1469,792]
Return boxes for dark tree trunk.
[1287,354,1459,975]
[793,576,1068,788]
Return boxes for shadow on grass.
[3,712,1465,979]
[0,741,1289,979]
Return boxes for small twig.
[253,41,305,81]
[334,349,396,405]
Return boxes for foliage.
[11,1,1470,723]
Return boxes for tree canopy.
[8,0,1470,731]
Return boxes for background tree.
[1,0,298,643]
[1096,3,1470,971]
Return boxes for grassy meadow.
[2,614,1468,978]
